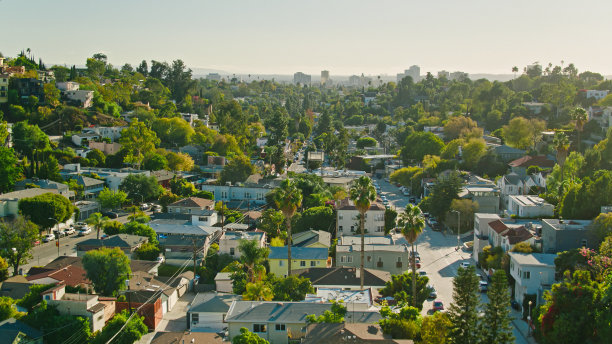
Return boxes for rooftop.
[189,292,240,313]
[543,218,593,230]
[151,331,224,344]
[509,195,551,207]
[304,288,372,305]
[293,230,332,247]
[0,188,60,200]
[508,253,557,267]
[77,234,148,249]
[269,246,328,260]
[337,198,385,211]
[220,231,265,241]
[336,244,409,253]
[294,267,390,287]
[168,197,214,209]
[509,155,555,168]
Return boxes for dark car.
[511,300,521,310]
[103,211,119,219]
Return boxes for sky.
[2,0,611,77]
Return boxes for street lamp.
[527,300,533,336]
[451,210,460,249]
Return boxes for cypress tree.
[479,270,514,343]
[448,265,480,344]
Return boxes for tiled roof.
[505,226,533,245]
[26,264,90,286]
[87,303,106,313]
[269,246,328,260]
[488,220,508,234]
[509,155,555,168]
[168,197,214,209]
[30,256,157,274]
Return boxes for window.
[311,261,316,267]
[523,271,531,279]
[347,256,353,263]
[230,247,235,255]
[245,192,251,199]
[367,256,371,262]
[253,324,267,333]
[339,226,343,232]
[275,324,286,331]
[192,313,199,323]
[340,256,345,263]
[350,226,355,232]
[581,239,588,247]
[279,260,284,266]
[257,193,264,200]
[397,257,402,262]
[300,261,306,267]
[376,226,384,232]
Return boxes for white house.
[42,284,112,332]
[82,126,125,142]
[472,213,501,263]
[218,231,266,258]
[506,195,554,218]
[187,293,240,332]
[584,89,609,100]
[509,253,556,306]
[488,219,536,252]
[64,90,94,108]
[214,272,233,293]
[56,81,80,92]
[200,184,271,207]
[336,198,385,236]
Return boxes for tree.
[270,275,314,301]
[119,119,160,169]
[502,117,533,150]
[399,203,425,308]
[232,327,270,344]
[356,136,377,149]
[151,117,195,148]
[17,284,55,311]
[136,60,148,76]
[119,174,163,203]
[133,242,161,261]
[143,153,168,171]
[82,247,131,296]
[11,121,49,174]
[165,151,194,171]
[421,172,463,221]
[0,296,22,321]
[553,132,571,196]
[379,272,432,310]
[21,300,92,344]
[18,193,73,233]
[479,270,514,344]
[349,176,377,289]
[242,281,274,301]
[461,139,486,170]
[258,209,285,239]
[593,212,612,242]
[220,155,255,185]
[421,311,452,344]
[447,265,480,344]
[293,206,334,234]
[401,132,445,163]
[91,310,148,344]
[444,116,481,141]
[0,256,8,282]
[384,207,398,235]
[306,300,347,323]
[273,179,303,276]
[378,304,421,339]
[98,187,127,209]
[571,107,588,152]
[86,149,106,167]
[0,147,21,193]
[85,212,109,240]
[448,199,479,234]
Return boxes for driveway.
[136,292,196,344]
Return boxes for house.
[116,290,163,330]
[218,231,266,258]
[179,145,204,163]
[509,253,556,306]
[508,156,555,177]
[56,81,80,92]
[487,219,539,252]
[167,197,215,215]
[28,256,160,276]
[491,144,526,162]
[506,195,554,218]
[64,90,94,108]
[243,210,262,226]
[0,73,9,104]
[0,188,61,217]
[226,301,381,344]
[76,234,148,258]
[42,284,113,332]
[187,292,240,332]
[89,141,122,155]
[303,323,410,344]
[161,235,209,265]
[268,246,329,277]
[0,318,43,344]
[149,218,221,239]
[337,198,386,237]
[14,178,74,199]
[127,270,194,315]
[458,185,500,214]
[200,184,271,209]
[151,170,178,189]
[72,132,100,146]
[74,200,101,221]
[522,102,548,115]
[541,219,596,253]
[214,272,233,293]
[82,126,125,142]
[304,288,373,310]
[180,113,199,126]
[61,165,150,191]
[292,230,332,248]
[151,331,225,344]
[26,264,91,289]
[295,267,390,291]
[472,213,501,263]
[581,89,609,100]
[15,78,44,102]
[0,275,34,299]
[70,175,105,198]
[336,241,410,276]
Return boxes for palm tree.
[85,212,109,239]
[243,281,274,301]
[274,179,303,276]
[553,132,570,196]
[399,203,425,308]
[570,107,588,152]
[238,239,269,283]
[349,176,376,289]
[512,66,518,79]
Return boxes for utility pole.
[192,237,197,279]
[221,200,225,232]
[125,276,132,315]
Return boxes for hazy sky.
[3,0,611,76]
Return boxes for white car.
[140,203,150,210]
[153,205,162,213]
[78,228,92,236]
[156,256,165,264]
[64,227,75,235]
[42,234,56,243]
[460,262,470,269]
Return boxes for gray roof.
[504,172,522,185]
[149,221,220,237]
[293,230,331,247]
[77,234,148,249]
[226,301,332,323]
[15,179,69,191]
[508,253,557,267]
[269,246,328,260]
[0,318,43,341]
[77,175,104,187]
[0,188,59,200]
[189,293,240,313]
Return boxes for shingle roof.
[293,230,331,247]
[32,256,157,274]
[151,331,224,344]
[226,301,332,323]
[0,276,32,299]
[0,318,43,342]
[0,188,59,200]
[77,234,148,249]
[504,172,522,185]
[304,323,393,343]
[505,226,533,245]
[269,246,328,260]
[295,267,390,287]
[189,293,240,313]
[168,197,214,209]
[488,220,508,234]
[26,264,90,286]
[77,175,104,187]
[87,303,106,313]
[509,155,555,168]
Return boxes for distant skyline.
[2,0,612,76]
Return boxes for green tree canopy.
[119,174,163,203]
[82,247,131,296]
[447,265,480,344]
[0,147,21,193]
[91,310,148,344]
[232,327,270,344]
[220,155,255,185]
[98,187,128,209]
[119,119,160,168]
[18,193,74,232]
[379,272,431,310]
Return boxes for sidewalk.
[511,309,538,344]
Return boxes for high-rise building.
[293,72,311,86]
[449,71,469,81]
[437,70,450,79]
[397,65,420,83]
[320,70,329,85]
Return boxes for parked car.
[75,222,88,230]
[140,203,150,211]
[410,197,416,203]
[410,251,420,259]
[402,190,410,196]
[432,300,444,312]
[479,281,488,292]
[53,230,66,238]
[100,234,109,240]
[78,228,92,236]
[156,256,165,264]
[419,271,427,276]
[422,212,430,218]
[103,211,119,219]
[32,240,41,246]
[428,285,437,299]
[460,262,470,269]
[153,205,162,213]
[64,227,75,235]
[42,234,56,243]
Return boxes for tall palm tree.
[512,66,519,79]
[85,212,109,240]
[399,203,425,308]
[238,239,269,283]
[243,281,274,301]
[570,107,588,152]
[553,132,570,196]
[349,176,376,289]
[274,179,303,276]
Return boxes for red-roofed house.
[508,156,555,176]
[488,220,535,251]
[167,197,214,215]
[26,264,91,290]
